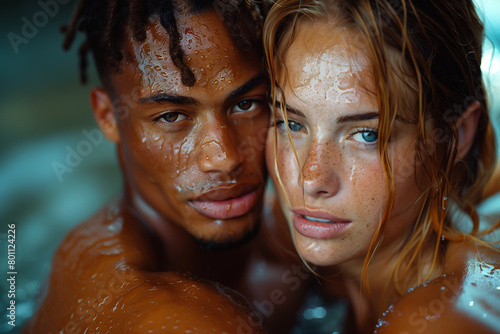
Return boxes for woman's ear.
[90,88,120,143]
[455,100,481,160]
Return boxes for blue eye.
[276,120,304,132]
[352,130,378,143]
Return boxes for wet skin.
[267,18,500,333]
[24,9,308,334]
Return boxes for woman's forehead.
[280,20,374,101]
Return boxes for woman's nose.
[300,142,340,198]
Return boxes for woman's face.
[266,20,426,267]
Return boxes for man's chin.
[193,221,261,251]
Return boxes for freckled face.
[266,21,425,267]
[109,11,268,245]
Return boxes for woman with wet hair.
[264,0,500,332]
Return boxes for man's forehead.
[117,11,260,97]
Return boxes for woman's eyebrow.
[274,101,307,118]
[337,112,412,124]
[336,112,379,123]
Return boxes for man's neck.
[123,188,254,287]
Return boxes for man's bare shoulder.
[53,198,161,271]
[375,245,500,334]
[24,199,266,333]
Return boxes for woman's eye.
[277,119,304,132]
[352,130,378,143]
[157,112,187,123]
[234,100,257,112]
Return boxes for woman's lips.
[292,209,351,239]
[189,188,259,220]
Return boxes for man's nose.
[197,120,243,174]
[300,141,340,199]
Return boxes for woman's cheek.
[349,155,386,216]
[266,130,300,198]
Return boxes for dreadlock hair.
[62,0,270,86]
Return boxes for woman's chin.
[294,234,342,267]
[294,233,365,268]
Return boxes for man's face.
[105,10,269,247]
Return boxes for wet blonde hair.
[264,0,498,296]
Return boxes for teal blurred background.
[0,0,499,333]
[1,1,121,332]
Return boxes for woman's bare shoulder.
[375,245,500,334]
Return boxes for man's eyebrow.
[228,75,266,99]
[138,93,200,106]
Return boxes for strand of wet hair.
[214,0,251,50]
[159,0,196,86]
[104,0,127,63]
[129,0,149,41]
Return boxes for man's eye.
[234,100,257,112]
[157,112,187,123]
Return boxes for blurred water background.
[0,0,499,333]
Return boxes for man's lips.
[292,209,351,239]
[189,185,260,220]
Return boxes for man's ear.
[90,88,120,143]
[456,100,481,160]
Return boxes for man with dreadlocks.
[23,0,310,333]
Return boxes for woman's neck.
[321,236,444,333]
